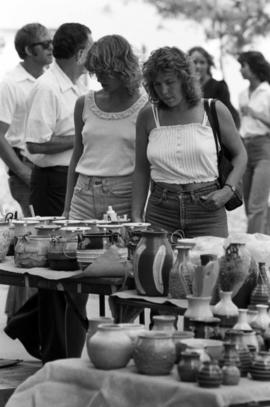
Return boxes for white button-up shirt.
[0,63,36,151]
[239,81,270,138]
[25,61,89,167]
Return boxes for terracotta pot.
[133,331,176,375]
[87,323,133,369]
[198,360,222,388]
[250,351,270,381]
[133,229,174,296]
[177,351,201,382]
[152,315,176,332]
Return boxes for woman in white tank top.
[132,47,247,238]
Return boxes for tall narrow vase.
[213,291,238,336]
[184,295,213,330]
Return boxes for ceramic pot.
[233,308,252,331]
[168,240,195,299]
[224,329,252,376]
[14,234,50,268]
[133,230,174,296]
[184,296,213,330]
[222,364,241,385]
[250,351,270,381]
[219,342,241,369]
[86,317,114,358]
[250,262,270,307]
[133,331,176,375]
[152,315,177,332]
[250,304,270,333]
[197,360,222,388]
[172,331,195,364]
[177,351,201,382]
[88,324,133,369]
[213,291,239,335]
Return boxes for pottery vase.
[133,331,176,375]
[177,351,201,382]
[222,363,241,385]
[168,240,195,299]
[220,342,241,369]
[152,315,177,332]
[250,304,270,333]
[250,262,270,307]
[133,230,174,296]
[224,329,252,377]
[197,360,222,388]
[250,351,270,381]
[213,291,239,336]
[184,295,213,330]
[87,323,133,369]
[233,308,252,331]
[172,331,195,364]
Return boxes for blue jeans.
[145,180,228,238]
[69,174,132,220]
[243,136,270,234]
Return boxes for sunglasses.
[30,40,53,50]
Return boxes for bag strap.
[203,98,220,155]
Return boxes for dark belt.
[33,165,68,173]
[152,180,219,193]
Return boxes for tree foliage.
[143,0,270,55]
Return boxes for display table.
[110,289,187,323]
[0,258,134,316]
[5,358,270,407]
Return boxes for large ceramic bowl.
[179,338,223,360]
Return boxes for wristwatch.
[224,183,236,193]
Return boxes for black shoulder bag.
[203,98,243,211]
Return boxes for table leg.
[99,295,105,316]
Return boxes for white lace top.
[147,105,218,184]
[76,90,148,176]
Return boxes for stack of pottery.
[133,229,174,296]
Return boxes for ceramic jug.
[133,229,174,296]
[250,262,270,307]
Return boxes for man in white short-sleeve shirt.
[25,22,93,216]
[0,23,53,217]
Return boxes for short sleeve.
[0,80,16,125]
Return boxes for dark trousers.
[6,164,88,362]
[30,165,68,216]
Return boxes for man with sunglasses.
[0,23,53,219]
[25,22,93,218]
[6,23,93,364]
[0,23,53,323]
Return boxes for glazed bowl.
[179,338,223,360]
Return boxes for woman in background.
[132,46,247,238]
[64,34,147,220]
[238,51,270,234]
[188,46,240,129]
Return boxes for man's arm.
[0,121,31,185]
[27,134,74,154]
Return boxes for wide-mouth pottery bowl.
[179,338,223,360]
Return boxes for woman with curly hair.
[238,51,270,233]
[64,34,147,219]
[132,46,247,237]
[188,46,240,129]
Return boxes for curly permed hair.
[86,34,141,96]
[143,46,202,108]
[238,51,270,84]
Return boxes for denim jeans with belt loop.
[145,180,228,238]
[243,135,270,234]
[69,173,133,220]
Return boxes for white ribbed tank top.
[147,105,218,184]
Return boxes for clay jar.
[152,315,177,332]
[133,331,176,375]
[177,351,201,382]
[14,234,50,268]
[133,229,174,296]
[197,360,222,388]
[87,323,133,370]
[250,351,270,381]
